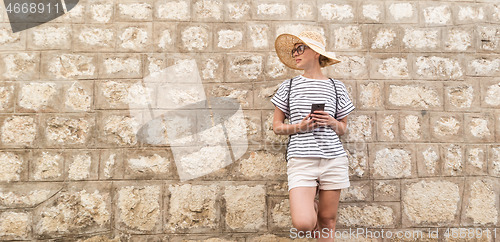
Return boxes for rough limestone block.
[223,184,266,231]
[489,3,500,23]
[337,202,400,228]
[344,112,376,143]
[0,52,39,80]
[399,111,431,142]
[215,24,245,51]
[488,146,500,177]
[116,0,153,22]
[461,178,499,227]
[237,150,286,180]
[402,178,463,227]
[193,0,223,22]
[165,184,219,233]
[114,183,162,233]
[464,113,495,142]
[369,144,416,179]
[99,150,125,180]
[465,145,488,176]
[226,53,264,82]
[344,143,369,180]
[153,23,177,52]
[56,1,85,23]
[430,113,464,143]
[444,81,480,112]
[41,52,97,80]
[99,54,143,79]
[291,0,316,21]
[482,79,500,108]
[116,23,153,52]
[170,236,239,242]
[0,182,60,209]
[421,3,452,26]
[64,150,99,181]
[197,54,225,82]
[267,181,288,197]
[96,110,143,147]
[369,26,401,53]
[0,115,38,148]
[385,82,443,110]
[401,28,441,52]
[359,2,385,23]
[0,150,29,182]
[0,212,30,240]
[454,4,486,25]
[255,80,282,110]
[33,183,111,238]
[236,110,261,145]
[0,24,26,51]
[144,53,168,79]
[265,53,288,80]
[275,24,325,38]
[340,180,371,202]
[30,150,65,181]
[476,25,500,52]
[40,114,95,148]
[263,111,289,145]
[77,235,121,242]
[317,0,356,23]
[95,80,155,110]
[385,2,418,24]
[225,0,251,22]
[416,144,442,177]
[16,82,61,113]
[412,55,464,80]
[329,53,368,79]
[88,0,114,23]
[331,25,366,51]
[27,24,71,50]
[73,25,116,52]
[467,56,500,77]
[155,0,190,21]
[441,144,465,176]
[62,81,93,112]
[207,83,253,109]
[369,54,410,80]
[252,0,290,20]
[496,112,500,143]
[247,23,270,51]
[268,196,291,231]
[376,111,399,142]
[0,82,14,113]
[123,149,173,179]
[178,23,212,52]
[357,81,383,110]
[443,27,475,52]
[373,180,400,202]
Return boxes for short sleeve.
[271,79,291,118]
[335,82,355,120]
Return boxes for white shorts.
[287,156,350,191]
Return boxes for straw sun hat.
[275,31,341,70]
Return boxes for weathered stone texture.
[338,204,397,228]
[0,212,30,240]
[116,184,161,233]
[223,185,266,231]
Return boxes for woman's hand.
[297,113,318,133]
[311,111,336,127]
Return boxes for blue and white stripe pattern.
[271,75,355,160]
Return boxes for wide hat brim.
[275,33,341,70]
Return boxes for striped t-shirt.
[271,75,355,160]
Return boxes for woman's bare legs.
[317,189,342,242]
[288,187,317,232]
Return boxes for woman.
[271,31,355,240]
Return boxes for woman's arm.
[311,111,349,136]
[272,106,317,135]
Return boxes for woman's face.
[292,43,319,69]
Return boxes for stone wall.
[0,0,499,241]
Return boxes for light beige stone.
[489,146,500,177]
[65,82,92,111]
[167,184,218,231]
[181,26,209,51]
[103,115,140,146]
[2,53,38,79]
[378,57,409,78]
[403,180,460,225]
[371,28,397,50]
[118,26,150,51]
[1,116,37,145]
[445,29,472,51]
[331,55,368,78]
[102,56,142,77]
[45,117,91,145]
[362,4,381,21]
[484,81,500,106]
[68,154,92,180]
[224,185,266,231]
[0,152,23,182]
[117,3,152,20]
[0,189,53,208]
[19,82,57,111]
[422,147,439,175]
[117,185,160,231]
[388,3,414,21]
[446,84,474,109]
[442,144,463,176]
[89,2,113,23]
[270,198,291,228]
[469,58,500,76]
[319,3,354,21]
[226,2,250,20]
[458,6,485,22]
[359,82,382,108]
[338,205,395,227]
[194,0,222,20]
[47,54,96,79]
[478,26,499,51]
[217,29,243,49]
[415,56,463,79]
[389,84,440,108]
[346,146,368,178]
[333,26,363,50]
[239,151,286,178]
[157,0,190,20]
[465,180,498,225]
[423,5,451,25]
[30,25,71,49]
[33,151,63,181]
[345,115,373,142]
[77,26,115,48]
[127,154,169,174]
[228,54,263,80]
[403,28,439,49]
[373,148,412,178]
[0,212,30,240]
[248,24,269,49]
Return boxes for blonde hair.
[319,55,330,67]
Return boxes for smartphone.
[310,104,325,120]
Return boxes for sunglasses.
[291,44,309,57]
